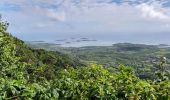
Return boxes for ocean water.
[13,32,170,47]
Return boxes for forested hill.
[13,34,83,70]
[1,17,170,99]
[28,41,170,80]
[0,19,83,81]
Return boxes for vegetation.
[29,42,170,80]
[1,15,170,99]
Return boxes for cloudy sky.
[1,0,170,45]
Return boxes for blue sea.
[12,32,170,47]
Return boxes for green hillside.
[28,42,170,80]
[0,31,81,80]
[1,16,170,99]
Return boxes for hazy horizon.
[1,0,170,47]
[22,32,170,47]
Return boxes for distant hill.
[27,42,170,79]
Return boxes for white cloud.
[45,9,66,22]
[137,3,169,20]
[1,0,170,35]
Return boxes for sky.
[1,0,170,46]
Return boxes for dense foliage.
[53,64,170,99]
[1,16,170,99]
[30,42,170,80]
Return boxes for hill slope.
[0,20,82,81]
[1,17,170,99]
[28,42,170,79]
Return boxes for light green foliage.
[51,64,170,99]
[1,15,170,99]
[0,29,24,80]
[0,15,9,31]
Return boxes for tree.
[0,14,9,31]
